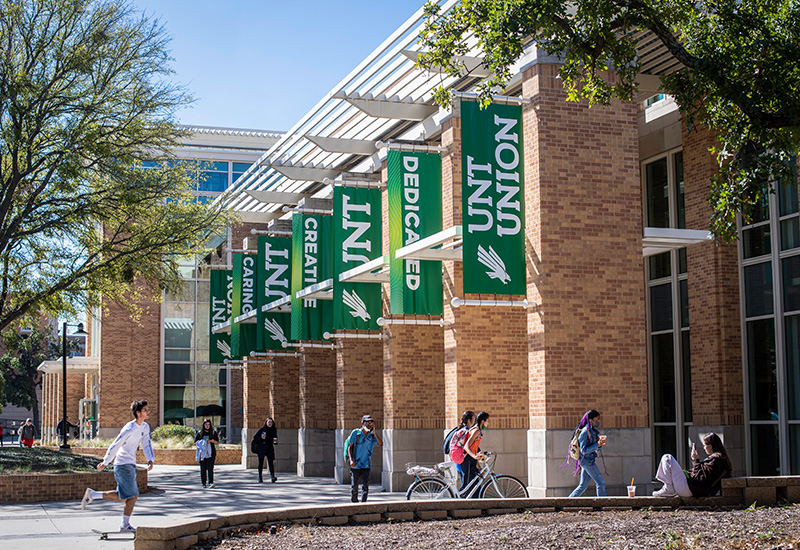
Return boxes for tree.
[0,0,232,333]
[418,0,800,241]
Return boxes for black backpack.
[442,425,460,455]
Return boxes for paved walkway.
[0,464,406,550]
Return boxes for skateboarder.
[81,400,155,532]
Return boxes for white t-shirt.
[102,419,155,466]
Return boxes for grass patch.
[0,447,101,474]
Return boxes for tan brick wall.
[0,467,147,504]
[229,368,243,433]
[299,347,336,429]
[683,123,744,426]
[242,359,270,432]
[523,64,648,430]
[336,337,383,430]
[270,356,300,427]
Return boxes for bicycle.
[405,451,528,500]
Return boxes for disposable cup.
[627,485,636,497]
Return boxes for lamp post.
[61,321,87,450]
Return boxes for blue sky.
[131,1,427,132]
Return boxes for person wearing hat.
[347,414,383,503]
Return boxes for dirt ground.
[193,504,800,550]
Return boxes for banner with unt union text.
[460,100,526,295]
[209,269,233,364]
[387,151,443,315]
[230,253,258,358]
[333,186,382,330]
[256,235,292,350]
[291,214,333,341]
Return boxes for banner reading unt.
[291,213,333,341]
[333,186,382,330]
[256,235,292,350]
[460,100,526,296]
[209,269,233,364]
[387,150,443,315]
[230,253,258,358]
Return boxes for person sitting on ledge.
[653,432,732,498]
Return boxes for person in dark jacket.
[653,432,733,497]
[195,419,219,488]
[251,417,278,483]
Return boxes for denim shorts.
[114,464,139,500]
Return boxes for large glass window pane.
[165,317,193,348]
[649,252,671,280]
[783,255,800,312]
[747,319,777,420]
[791,425,800,474]
[232,162,251,173]
[164,363,194,385]
[650,283,673,332]
[197,366,227,386]
[682,331,692,423]
[678,249,687,274]
[743,191,770,225]
[163,386,195,426]
[780,166,799,216]
[742,225,771,259]
[652,333,676,422]
[785,315,800,420]
[164,349,192,361]
[646,158,670,228]
[680,279,689,328]
[781,217,800,251]
[198,171,228,192]
[654,425,677,468]
[744,262,774,317]
[674,152,684,229]
[751,424,780,476]
[165,281,195,303]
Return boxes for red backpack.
[448,426,470,464]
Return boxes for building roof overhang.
[642,227,713,256]
[37,356,100,374]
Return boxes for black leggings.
[257,448,275,480]
[200,457,215,485]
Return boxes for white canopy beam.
[395,225,463,261]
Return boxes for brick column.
[440,113,530,483]
[270,355,300,473]
[335,337,384,484]
[241,359,271,468]
[297,346,336,477]
[683,122,744,470]
[523,63,648,496]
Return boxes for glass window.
[791,425,800,474]
[646,158,670,228]
[744,262,774,317]
[680,279,689,328]
[653,425,677,467]
[198,171,229,193]
[785,315,800,420]
[679,248,687,274]
[674,152,684,229]
[751,424,780,476]
[165,349,192,361]
[650,283,673,332]
[742,225,771,259]
[164,363,194,385]
[649,252,671,280]
[165,317,193,348]
[652,333,676,423]
[682,332,692,423]
[784,256,800,312]
[781,218,800,251]
[166,281,195,303]
[163,386,195,426]
[747,319,777,421]
[779,163,799,216]
[232,162,252,173]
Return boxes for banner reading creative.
[333,186,382,330]
[256,235,292,350]
[460,100,526,295]
[291,214,333,341]
[387,150,443,315]
[209,269,233,364]
[230,253,257,358]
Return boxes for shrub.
[151,424,195,441]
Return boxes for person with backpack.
[652,432,732,497]
[567,409,607,497]
[346,414,383,502]
[461,411,490,493]
[444,410,475,484]
[251,417,278,483]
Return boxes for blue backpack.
[343,430,361,462]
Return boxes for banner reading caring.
[460,100,526,295]
[256,235,292,350]
[387,151,443,315]
[230,253,258,357]
[333,186,382,330]
[209,269,233,364]
[291,214,333,341]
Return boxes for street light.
[61,321,87,450]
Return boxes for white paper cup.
[627,485,636,497]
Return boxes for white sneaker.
[208,483,215,489]
[652,485,678,497]
[81,488,93,510]
[119,524,136,533]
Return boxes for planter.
[42,446,242,465]
[0,467,147,504]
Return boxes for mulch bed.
[192,505,800,550]
[0,447,100,474]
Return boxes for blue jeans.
[569,460,606,497]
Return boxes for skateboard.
[91,528,135,540]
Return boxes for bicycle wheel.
[406,478,455,500]
[480,474,528,499]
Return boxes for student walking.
[251,417,278,483]
[568,409,608,497]
[653,433,733,497]
[444,410,475,485]
[347,414,383,502]
[18,418,35,447]
[195,419,219,488]
[81,400,155,532]
[461,411,489,492]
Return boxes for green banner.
[291,214,333,341]
[388,151,443,315]
[256,235,292,350]
[333,186,382,330]
[460,100,526,295]
[230,253,257,358]
[209,269,233,364]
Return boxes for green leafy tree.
[418,0,800,241]
[0,0,232,332]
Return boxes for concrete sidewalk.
[0,464,406,550]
